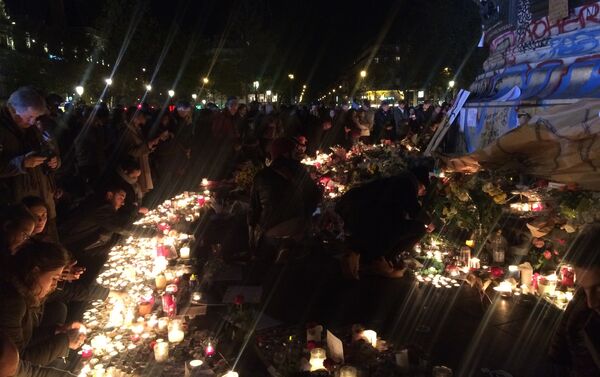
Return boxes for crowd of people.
[0,85,597,377]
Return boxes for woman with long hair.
[0,241,85,366]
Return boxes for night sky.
[4,0,482,98]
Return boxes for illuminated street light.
[75,86,84,96]
[302,84,307,89]
[202,77,209,84]
[253,81,260,90]
[168,89,175,97]
[448,80,455,88]
[192,94,197,100]
[105,78,113,86]
[288,74,295,80]
[339,85,342,89]
[145,84,152,91]
[360,70,367,78]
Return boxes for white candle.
[469,257,480,269]
[362,330,377,347]
[309,348,326,371]
[180,246,191,259]
[339,366,358,377]
[221,372,238,377]
[154,340,169,362]
[158,317,169,331]
[168,319,184,343]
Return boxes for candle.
[201,178,209,186]
[339,366,358,377]
[168,319,185,343]
[155,274,167,290]
[221,372,238,377]
[469,257,480,269]
[362,330,377,347]
[205,342,215,357]
[154,340,169,363]
[508,265,520,280]
[180,246,191,259]
[189,360,203,367]
[158,317,169,331]
[309,348,326,371]
[459,246,471,266]
[493,280,513,297]
[519,263,533,287]
[192,292,202,302]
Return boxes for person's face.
[12,107,46,128]
[322,121,332,130]
[108,190,126,210]
[574,266,600,315]
[127,169,142,180]
[35,266,64,299]
[228,101,239,115]
[8,220,35,254]
[423,103,431,111]
[29,205,48,235]
[382,105,390,112]
[399,103,405,109]
[177,108,191,118]
[417,183,427,197]
[238,107,247,117]
[0,341,19,377]
[134,113,146,127]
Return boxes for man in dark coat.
[0,87,60,240]
[58,183,134,284]
[549,224,600,376]
[393,100,410,140]
[248,137,321,263]
[373,100,395,142]
[336,167,433,278]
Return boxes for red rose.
[323,358,336,371]
[306,341,317,351]
[234,294,244,306]
[490,266,504,278]
[543,251,552,260]
[557,239,566,245]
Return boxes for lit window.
[7,36,15,50]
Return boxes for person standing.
[373,100,395,142]
[393,100,410,140]
[0,87,60,241]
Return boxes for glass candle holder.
[309,348,326,371]
[168,319,185,343]
[154,340,169,363]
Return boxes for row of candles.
[77,190,242,377]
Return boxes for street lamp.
[145,84,152,91]
[202,77,209,84]
[288,74,295,80]
[75,86,84,96]
[360,70,367,78]
[302,84,307,89]
[192,94,197,100]
[448,80,455,88]
[168,89,175,97]
[105,78,113,86]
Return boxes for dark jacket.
[58,199,133,257]
[0,281,70,366]
[393,107,410,138]
[373,107,395,141]
[249,158,321,235]
[0,107,59,218]
[549,289,600,376]
[17,360,76,377]
[74,124,106,171]
[211,110,240,140]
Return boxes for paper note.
[326,330,344,363]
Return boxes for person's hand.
[46,156,59,169]
[138,207,149,215]
[66,329,86,350]
[341,251,360,280]
[23,154,47,169]
[61,261,85,281]
[147,138,160,149]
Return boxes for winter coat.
[393,107,410,138]
[373,108,395,141]
[249,158,321,236]
[0,280,70,366]
[0,107,59,218]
